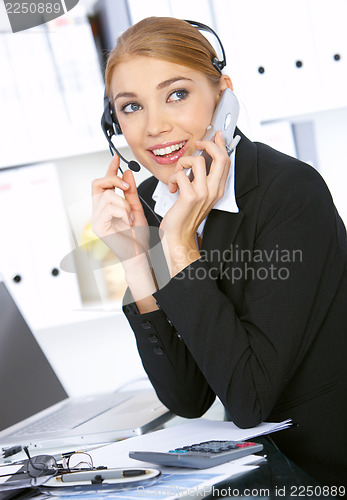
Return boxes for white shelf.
[0,9,115,169]
[0,133,128,169]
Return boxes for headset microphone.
[115,150,141,173]
[127,160,141,172]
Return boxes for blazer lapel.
[202,210,245,263]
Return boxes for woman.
[91,17,347,487]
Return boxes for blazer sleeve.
[124,163,346,427]
[123,293,216,417]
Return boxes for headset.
[100,19,227,177]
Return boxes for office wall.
[0,0,346,396]
[210,0,347,224]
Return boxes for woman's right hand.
[91,154,149,263]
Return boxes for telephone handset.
[187,88,240,180]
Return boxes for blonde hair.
[105,17,221,97]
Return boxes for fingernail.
[122,181,130,188]
[129,213,134,225]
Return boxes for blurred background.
[1,0,346,397]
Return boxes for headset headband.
[184,19,227,73]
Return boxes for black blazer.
[123,131,347,487]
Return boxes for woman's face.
[110,56,228,184]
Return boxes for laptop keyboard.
[8,393,130,436]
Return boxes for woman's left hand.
[160,130,231,275]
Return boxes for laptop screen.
[0,280,68,431]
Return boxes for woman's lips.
[147,141,188,165]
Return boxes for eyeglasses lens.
[27,455,57,478]
[67,452,93,470]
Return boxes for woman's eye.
[122,102,142,114]
[167,89,189,102]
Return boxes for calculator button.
[236,442,255,448]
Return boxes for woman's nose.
[146,106,172,137]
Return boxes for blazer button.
[147,334,159,344]
[167,317,173,326]
[153,347,164,355]
[141,321,152,330]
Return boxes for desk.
[1,441,327,500]
[1,440,329,500]
[0,405,338,500]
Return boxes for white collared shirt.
[152,148,239,237]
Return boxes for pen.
[56,468,151,483]
[1,446,23,459]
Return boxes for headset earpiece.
[101,96,122,137]
[111,103,122,135]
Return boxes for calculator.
[129,440,263,469]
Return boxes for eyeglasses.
[0,446,106,487]
[24,447,99,478]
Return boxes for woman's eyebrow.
[156,77,193,90]
[114,77,193,101]
[114,91,137,101]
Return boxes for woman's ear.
[219,75,233,94]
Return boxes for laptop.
[0,279,172,454]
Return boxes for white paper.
[0,464,22,485]
[89,419,291,469]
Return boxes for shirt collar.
[152,148,239,237]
